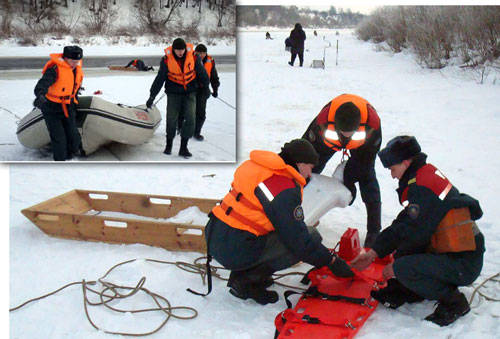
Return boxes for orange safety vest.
[203,55,214,77]
[400,163,477,253]
[164,43,196,90]
[323,94,370,150]
[42,53,83,118]
[212,150,306,236]
[132,59,138,67]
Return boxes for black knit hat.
[195,44,207,53]
[63,45,83,60]
[172,38,187,50]
[279,139,319,167]
[378,136,421,168]
[334,102,361,132]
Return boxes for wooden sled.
[21,189,219,253]
[107,66,139,71]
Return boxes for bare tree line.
[0,0,235,42]
[356,6,500,73]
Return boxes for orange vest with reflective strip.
[42,53,83,117]
[212,150,306,236]
[401,163,476,253]
[204,55,213,77]
[164,43,196,89]
[324,94,369,150]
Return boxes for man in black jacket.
[33,45,83,161]
[352,136,485,326]
[288,23,306,67]
[146,38,209,157]
[178,44,220,141]
[206,139,354,305]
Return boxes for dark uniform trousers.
[393,233,485,300]
[195,87,211,135]
[42,107,81,161]
[166,92,196,140]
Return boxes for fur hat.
[279,139,319,167]
[378,136,421,168]
[195,44,207,53]
[63,45,83,60]
[334,102,361,132]
[172,38,187,50]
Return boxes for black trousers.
[291,52,304,66]
[394,233,485,300]
[42,107,81,161]
[195,88,210,135]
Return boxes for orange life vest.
[132,59,138,67]
[42,53,83,118]
[323,94,370,150]
[164,43,196,90]
[401,163,476,253]
[203,55,214,77]
[212,150,306,236]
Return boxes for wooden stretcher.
[107,66,139,71]
[21,189,219,253]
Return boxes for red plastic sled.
[275,228,392,339]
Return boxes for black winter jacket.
[290,24,306,53]
[372,153,483,258]
[206,179,332,270]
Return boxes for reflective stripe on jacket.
[164,43,196,90]
[212,150,306,236]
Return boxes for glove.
[211,90,218,98]
[33,94,48,109]
[146,97,154,108]
[327,254,354,278]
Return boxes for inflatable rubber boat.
[16,96,162,155]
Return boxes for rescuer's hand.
[351,249,378,271]
[327,254,354,278]
[33,95,48,109]
[146,97,154,108]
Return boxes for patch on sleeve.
[408,204,420,220]
[293,206,304,221]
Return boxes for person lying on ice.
[205,139,354,305]
[146,38,209,157]
[124,59,154,71]
[33,45,83,161]
[351,135,485,326]
[302,94,382,248]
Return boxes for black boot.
[227,267,278,305]
[371,278,424,309]
[364,202,381,248]
[194,134,204,141]
[179,138,192,158]
[163,138,173,155]
[425,290,470,326]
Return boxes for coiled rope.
[9,256,307,336]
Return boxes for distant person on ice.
[265,32,273,40]
[33,45,83,161]
[205,139,354,305]
[146,38,208,157]
[178,44,220,141]
[352,136,485,327]
[288,23,306,67]
[124,59,154,71]
[284,37,292,52]
[302,94,382,247]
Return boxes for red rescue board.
[275,228,392,339]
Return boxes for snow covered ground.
[0,61,236,162]
[9,29,500,338]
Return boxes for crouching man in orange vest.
[206,139,354,305]
[34,45,83,161]
[351,136,485,326]
[146,38,209,158]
